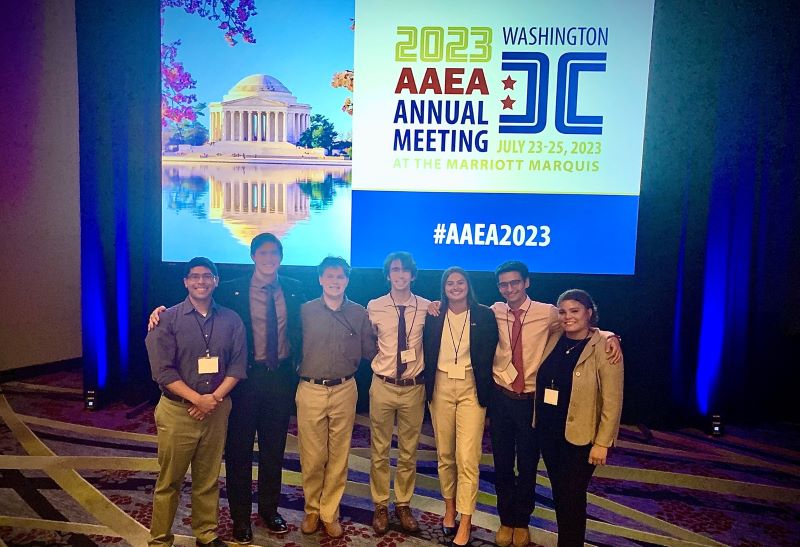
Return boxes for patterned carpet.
[0,369,798,547]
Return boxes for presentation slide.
[161,0,653,273]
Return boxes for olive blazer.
[537,329,624,447]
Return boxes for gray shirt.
[298,297,377,379]
[146,297,248,394]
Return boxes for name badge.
[198,355,219,374]
[448,363,466,380]
[498,362,518,385]
[400,348,416,364]
[544,388,559,405]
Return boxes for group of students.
[145,231,624,547]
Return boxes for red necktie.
[510,308,525,393]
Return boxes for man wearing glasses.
[146,257,247,547]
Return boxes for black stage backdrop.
[76,0,800,427]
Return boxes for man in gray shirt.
[296,256,377,539]
[145,257,247,547]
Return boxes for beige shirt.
[249,276,289,361]
[437,309,472,372]
[367,293,431,379]
[491,298,558,393]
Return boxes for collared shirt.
[437,308,472,372]
[299,297,377,379]
[367,292,430,379]
[249,274,289,361]
[491,297,558,393]
[146,297,247,394]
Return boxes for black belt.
[300,374,354,387]
[493,382,535,400]
[161,391,192,404]
[375,373,425,386]
[251,357,292,370]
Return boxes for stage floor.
[1,369,798,546]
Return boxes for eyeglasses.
[187,273,216,281]
[497,279,523,290]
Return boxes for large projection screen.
[161,0,654,273]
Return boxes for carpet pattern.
[0,370,798,546]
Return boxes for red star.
[502,75,516,90]
[501,95,516,110]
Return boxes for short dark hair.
[557,289,599,327]
[440,266,478,309]
[250,232,283,258]
[383,251,417,278]
[184,256,218,278]
[495,260,529,282]
[317,256,351,277]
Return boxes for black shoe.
[262,513,289,535]
[231,521,252,544]
[450,538,470,547]
[442,521,458,537]
[196,538,228,547]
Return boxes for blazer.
[537,329,624,447]
[422,303,499,408]
[216,272,307,367]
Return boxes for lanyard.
[192,310,215,356]
[327,304,356,335]
[446,309,470,365]
[389,294,418,346]
[505,302,530,365]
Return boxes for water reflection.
[162,162,352,264]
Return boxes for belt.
[251,357,292,370]
[161,391,192,404]
[376,373,425,386]
[300,374,354,387]
[493,382,535,400]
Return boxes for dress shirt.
[146,297,247,394]
[491,298,558,393]
[367,293,430,379]
[298,297,377,379]
[437,309,472,372]
[249,275,289,361]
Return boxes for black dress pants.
[539,431,595,547]
[489,388,540,527]
[225,361,296,523]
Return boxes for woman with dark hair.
[423,267,499,546]
[535,289,623,547]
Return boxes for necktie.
[265,284,279,370]
[396,305,407,379]
[510,308,525,393]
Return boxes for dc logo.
[498,51,606,135]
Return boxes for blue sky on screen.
[162,0,354,138]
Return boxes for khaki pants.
[429,369,486,515]
[295,378,357,523]
[150,396,231,546]
[369,375,426,506]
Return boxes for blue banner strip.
[351,191,638,274]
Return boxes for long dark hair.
[440,266,478,311]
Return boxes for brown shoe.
[372,504,389,535]
[495,524,513,547]
[300,512,319,535]
[323,519,344,539]
[512,526,530,546]
[394,505,419,533]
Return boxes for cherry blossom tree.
[331,18,354,115]
[161,0,257,126]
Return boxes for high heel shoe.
[441,521,458,537]
[450,537,470,547]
